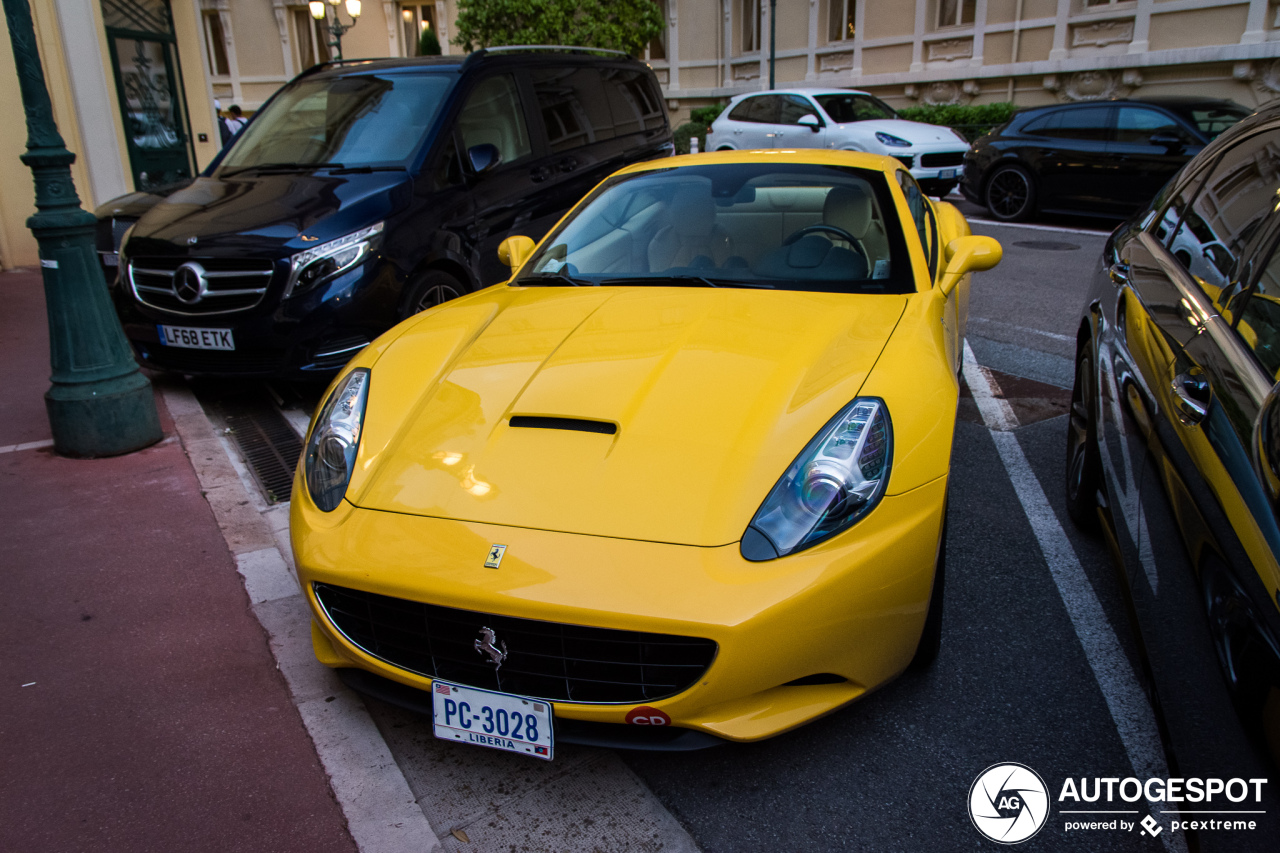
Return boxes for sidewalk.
[0,269,357,852]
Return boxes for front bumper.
[291,473,947,744]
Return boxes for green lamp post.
[3,0,162,457]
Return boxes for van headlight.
[304,368,370,511]
[741,398,892,561]
[285,222,384,298]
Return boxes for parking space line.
[961,342,1186,853]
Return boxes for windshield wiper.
[517,271,595,287]
[220,162,344,177]
[329,165,407,175]
[599,275,775,289]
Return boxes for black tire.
[1065,346,1102,531]
[400,270,467,319]
[1202,562,1280,740]
[983,164,1036,222]
[909,516,946,670]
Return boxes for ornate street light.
[2,0,161,457]
[310,0,362,62]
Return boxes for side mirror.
[798,114,821,132]
[498,235,535,270]
[939,235,1002,295]
[467,143,501,175]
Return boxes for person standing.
[225,105,248,137]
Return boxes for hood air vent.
[509,416,617,435]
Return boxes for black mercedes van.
[104,47,672,378]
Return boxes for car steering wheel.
[782,224,864,256]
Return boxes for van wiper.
[518,271,595,287]
[220,162,344,176]
[600,275,775,289]
[329,165,407,175]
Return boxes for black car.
[101,47,672,379]
[1066,103,1280,849]
[961,97,1249,222]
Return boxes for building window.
[400,4,438,56]
[742,0,761,53]
[292,7,331,70]
[937,0,976,28]
[828,0,855,43]
[202,11,229,76]
[648,0,667,61]
[1082,0,1127,6]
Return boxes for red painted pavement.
[0,270,357,852]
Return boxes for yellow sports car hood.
[348,286,908,546]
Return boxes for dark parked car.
[100,47,672,379]
[961,97,1249,222]
[1067,102,1280,850]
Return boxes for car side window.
[731,96,779,124]
[1231,234,1280,380]
[1115,107,1195,146]
[1166,131,1280,307]
[897,171,938,279]
[456,74,532,167]
[778,95,818,126]
[531,66,616,153]
[601,69,665,135]
[1022,107,1112,141]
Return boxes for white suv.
[706,88,970,197]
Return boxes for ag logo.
[968,763,1049,844]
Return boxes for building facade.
[3,0,1280,268]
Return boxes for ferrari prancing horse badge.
[484,544,507,569]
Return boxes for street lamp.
[310,0,362,62]
[2,0,161,457]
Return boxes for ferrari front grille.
[313,583,718,704]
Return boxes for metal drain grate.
[224,404,303,504]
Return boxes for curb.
[160,378,441,853]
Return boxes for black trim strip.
[510,416,617,435]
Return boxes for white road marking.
[961,342,1186,853]
[967,316,1075,343]
[0,439,54,454]
[965,217,1112,236]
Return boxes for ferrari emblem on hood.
[484,543,507,569]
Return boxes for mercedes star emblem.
[173,262,206,304]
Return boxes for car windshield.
[814,94,897,123]
[219,72,454,171]
[1166,102,1251,140]
[514,162,913,294]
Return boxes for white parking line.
[961,341,1186,853]
[0,438,54,454]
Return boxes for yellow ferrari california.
[291,149,1001,758]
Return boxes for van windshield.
[219,72,454,171]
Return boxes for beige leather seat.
[822,185,889,268]
[647,184,734,271]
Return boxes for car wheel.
[401,270,467,319]
[1065,346,1102,531]
[909,516,946,670]
[1202,561,1279,740]
[984,164,1036,222]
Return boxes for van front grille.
[129,256,274,315]
[313,583,718,704]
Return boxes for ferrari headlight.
[742,398,892,561]
[875,132,912,149]
[285,222,384,298]
[304,368,370,511]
